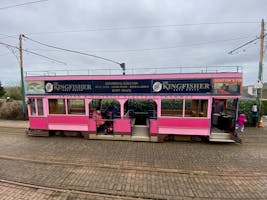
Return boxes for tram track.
[0,179,148,200]
[0,126,267,199]
[0,154,266,177]
[1,156,266,200]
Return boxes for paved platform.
[0,119,266,199]
[0,119,28,128]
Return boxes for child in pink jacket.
[236,114,247,132]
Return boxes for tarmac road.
[0,120,266,199]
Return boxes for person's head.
[6,97,10,100]
[240,113,246,118]
[97,110,101,114]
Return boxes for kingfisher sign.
[26,77,240,95]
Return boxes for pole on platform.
[19,34,27,120]
[256,19,265,126]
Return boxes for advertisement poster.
[213,78,242,94]
[26,78,242,95]
[152,79,212,94]
[44,80,93,94]
[26,81,45,94]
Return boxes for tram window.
[37,98,44,116]
[185,99,208,117]
[89,99,102,118]
[161,99,183,117]
[28,98,36,116]
[48,99,66,114]
[67,99,85,115]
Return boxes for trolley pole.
[19,34,27,120]
[256,19,265,126]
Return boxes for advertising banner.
[25,78,240,95]
[212,78,242,94]
[44,80,93,94]
[152,79,212,94]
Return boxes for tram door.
[124,99,157,137]
[211,98,238,133]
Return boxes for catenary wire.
[0,41,67,65]
[0,0,48,10]
[22,35,123,65]
[24,35,257,53]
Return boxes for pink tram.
[25,67,242,142]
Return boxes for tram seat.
[69,108,85,114]
[161,109,183,116]
[124,111,129,118]
[124,111,136,127]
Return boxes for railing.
[25,66,242,77]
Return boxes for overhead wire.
[0,41,67,65]
[0,21,259,37]
[0,0,48,10]
[0,34,17,40]
[23,35,256,53]
[24,21,259,35]
[22,35,123,65]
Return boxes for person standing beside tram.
[251,103,258,127]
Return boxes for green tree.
[0,81,5,97]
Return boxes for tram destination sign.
[40,79,213,94]
[93,80,151,94]
[152,79,212,94]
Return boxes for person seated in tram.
[92,107,104,132]
[104,106,113,119]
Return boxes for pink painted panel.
[25,72,242,81]
[29,117,48,130]
[88,119,96,132]
[150,119,159,134]
[48,124,88,131]
[159,127,210,136]
[113,119,131,133]
[159,117,210,128]
[48,115,88,124]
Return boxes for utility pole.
[19,34,27,120]
[256,19,265,126]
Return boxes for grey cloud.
[0,0,267,86]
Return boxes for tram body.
[25,71,242,142]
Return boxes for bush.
[237,99,256,125]
[237,98,266,125]
[4,86,22,100]
[0,101,25,120]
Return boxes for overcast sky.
[0,0,267,86]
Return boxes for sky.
[0,0,267,86]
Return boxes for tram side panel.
[157,117,210,136]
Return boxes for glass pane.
[29,98,36,116]
[161,99,183,117]
[89,99,102,118]
[185,99,208,117]
[48,99,66,114]
[185,99,193,117]
[67,99,85,115]
[37,98,43,116]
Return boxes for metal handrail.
[25,66,242,77]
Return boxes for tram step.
[131,135,150,142]
[209,132,235,142]
[132,125,149,137]
[209,138,235,142]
